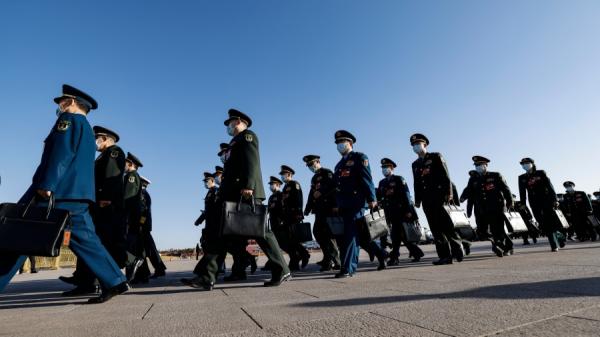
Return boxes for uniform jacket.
[377,175,417,221]
[198,187,220,236]
[518,169,557,208]
[95,144,125,207]
[220,129,265,201]
[31,113,96,202]
[305,168,337,215]
[124,170,142,227]
[563,191,593,217]
[333,151,376,210]
[268,191,284,229]
[282,180,303,224]
[141,188,152,232]
[412,152,452,205]
[470,172,513,213]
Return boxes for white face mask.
[270,185,278,192]
[475,164,487,175]
[382,167,392,177]
[226,122,236,136]
[566,186,575,193]
[412,143,425,154]
[309,164,319,173]
[281,174,289,182]
[337,142,350,155]
[521,163,533,171]
[95,138,103,151]
[220,154,227,164]
[215,175,221,185]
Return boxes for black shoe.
[224,274,247,282]
[455,254,464,262]
[532,238,538,244]
[131,277,149,285]
[377,262,386,271]
[250,257,258,275]
[181,277,214,290]
[126,259,144,282]
[31,270,38,274]
[59,275,77,285]
[87,282,129,304]
[411,256,421,263]
[264,272,291,287]
[301,254,310,269]
[62,285,99,297]
[319,261,333,272]
[432,258,453,265]
[387,259,399,266]
[492,246,504,258]
[464,244,471,256]
[332,264,341,271]
[150,270,166,279]
[503,249,514,256]
[368,251,375,262]
[334,272,353,279]
[551,248,559,252]
[559,240,566,248]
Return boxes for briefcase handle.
[237,195,258,214]
[21,194,55,220]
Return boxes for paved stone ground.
[2,239,600,337]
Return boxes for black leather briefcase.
[293,222,313,243]
[401,221,423,243]
[588,215,600,228]
[326,217,344,236]
[358,209,389,242]
[222,197,268,239]
[0,196,71,257]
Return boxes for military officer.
[138,176,167,280]
[123,152,146,281]
[218,143,230,166]
[191,172,222,278]
[332,130,380,278]
[61,125,127,295]
[562,181,596,241]
[593,192,600,219]
[265,176,286,271]
[280,165,310,271]
[214,165,224,186]
[377,158,424,265]
[183,109,290,289]
[411,133,463,265]
[0,85,128,303]
[303,155,341,272]
[469,156,514,257]
[518,158,565,252]
[556,193,574,240]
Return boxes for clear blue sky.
[1,1,599,249]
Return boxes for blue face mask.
[475,164,487,175]
[309,165,318,173]
[412,143,424,154]
[280,174,287,182]
[382,168,392,177]
[56,107,63,116]
[521,163,533,172]
[226,123,235,136]
[337,142,349,155]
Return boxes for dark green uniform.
[196,128,289,285]
[412,152,463,262]
[305,168,340,269]
[282,179,309,270]
[518,168,564,250]
[193,186,222,278]
[124,170,145,280]
[269,190,289,253]
[470,171,514,255]
[563,191,596,241]
[377,175,424,263]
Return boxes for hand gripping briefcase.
[358,209,389,242]
[222,196,268,239]
[0,196,71,257]
[443,204,472,229]
[504,210,529,233]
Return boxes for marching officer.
[411,133,463,265]
[332,130,379,278]
[303,155,341,272]
[0,85,128,303]
[265,176,286,271]
[183,109,290,289]
[138,176,167,279]
[518,158,565,252]
[61,125,127,295]
[469,156,514,257]
[123,152,146,281]
[214,165,224,186]
[562,181,596,241]
[191,172,222,278]
[280,165,310,271]
[377,158,424,265]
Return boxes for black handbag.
[401,221,423,243]
[358,209,389,242]
[588,215,600,228]
[293,222,313,242]
[0,196,71,257]
[326,217,344,236]
[222,196,268,239]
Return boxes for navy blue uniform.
[0,113,125,292]
[333,151,377,275]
